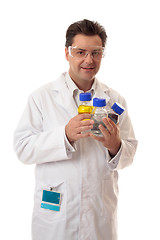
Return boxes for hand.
[90,117,121,156]
[65,114,94,144]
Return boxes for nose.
[84,52,93,64]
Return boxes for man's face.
[65,34,104,90]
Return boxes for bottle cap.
[93,98,106,107]
[79,92,92,101]
[111,102,125,115]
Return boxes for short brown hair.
[65,19,107,48]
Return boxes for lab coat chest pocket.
[34,181,67,224]
[102,177,119,219]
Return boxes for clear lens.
[68,46,105,60]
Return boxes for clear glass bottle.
[78,92,93,114]
[91,98,108,137]
[108,102,125,124]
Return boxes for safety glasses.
[68,46,105,61]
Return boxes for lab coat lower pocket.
[33,181,66,225]
[102,178,118,219]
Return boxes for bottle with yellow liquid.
[78,92,93,114]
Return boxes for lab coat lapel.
[94,79,111,103]
[51,74,78,118]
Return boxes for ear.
[65,47,69,61]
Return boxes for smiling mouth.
[81,67,95,70]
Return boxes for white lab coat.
[14,72,137,240]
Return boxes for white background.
[0,0,160,239]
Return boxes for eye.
[93,51,99,56]
[92,51,101,56]
[76,50,86,56]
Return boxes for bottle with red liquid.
[108,102,125,124]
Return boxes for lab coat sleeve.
[13,94,76,165]
[107,98,138,171]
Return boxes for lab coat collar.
[50,72,110,116]
[50,72,68,91]
[51,72,110,95]
[64,72,97,97]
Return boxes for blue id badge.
[41,190,61,212]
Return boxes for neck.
[68,73,95,92]
[74,80,94,92]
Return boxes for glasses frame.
[68,46,106,61]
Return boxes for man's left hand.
[90,117,121,157]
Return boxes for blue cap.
[111,102,125,115]
[79,92,92,101]
[93,98,106,107]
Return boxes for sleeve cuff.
[64,133,77,158]
[106,144,122,170]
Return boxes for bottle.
[108,102,125,124]
[78,92,93,114]
[91,98,108,137]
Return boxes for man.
[14,19,138,240]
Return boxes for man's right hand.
[65,114,94,144]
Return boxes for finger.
[75,119,93,130]
[79,119,94,127]
[116,122,120,129]
[77,113,91,121]
[106,117,120,134]
[76,132,91,140]
[99,124,110,137]
[79,124,93,132]
[75,119,93,133]
[107,117,117,128]
[102,117,114,133]
[89,132,105,142]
